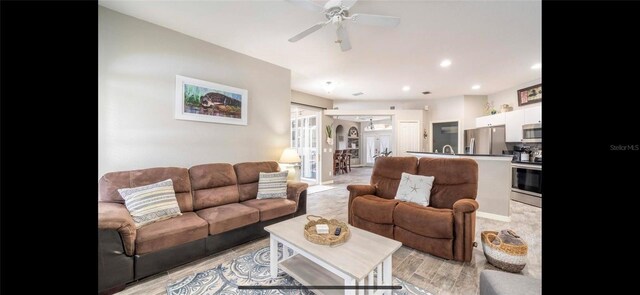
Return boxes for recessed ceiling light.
[471,84,481,90]
[402,86,411,92]
[323,81,335,93]
[531,63,542,70]
[440,59,452,67]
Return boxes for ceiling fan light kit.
[286,0,400,52]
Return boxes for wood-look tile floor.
[116,167,541,295]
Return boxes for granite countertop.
[407,151,513,158]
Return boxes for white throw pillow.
[257,171,289,199]
[394,172,435,207]
[118,179,182,228]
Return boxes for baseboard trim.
[321,180,334,185]
[477,211,511,222]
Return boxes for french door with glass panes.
[291,106,320,184]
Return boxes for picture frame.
[517,83,542,106]
[175,75,248,125]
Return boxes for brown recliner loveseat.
[347,156,478,262]
[97,161,307,294]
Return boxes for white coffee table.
[264,215,402,295]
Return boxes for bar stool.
[344,151,351,172]
[334,150,343,175]
[339,150,349,174]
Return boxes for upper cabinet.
[523,106,542,124]
[476,113,505,127]
[505,110,525,142]
[503,106,541,142]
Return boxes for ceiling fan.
[286,0,401,51]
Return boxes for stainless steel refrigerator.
[464,126,507,155]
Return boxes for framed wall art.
[175,75,248,125]
[517,83,542,106]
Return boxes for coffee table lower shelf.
[279,254,344,295]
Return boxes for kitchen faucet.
[442,145,455,155]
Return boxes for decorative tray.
[303,215,350,247]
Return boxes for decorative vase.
[327,138,333,145]
[491,110,497,115]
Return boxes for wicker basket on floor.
[481,230,528,273]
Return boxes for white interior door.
[397,121,420,156]
[366,136,376,164]
[379,135,391,155]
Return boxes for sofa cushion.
[99,167,194,212]
[234,161,280,201]
[189,163,240,210]
[135,212,208,255]
[394,172,435,207]
[241,198,297,221]
[370,157,418,199]
[393,202,454,239]
[353,215,394,239]
[118,179,183,228]
[196,203,260,235]
[394,226,453,260]
[417,157,478,209]
[257,171,288,199]
[352,195,400,224]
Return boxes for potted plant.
[325,125,333,145]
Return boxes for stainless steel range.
[510,162,542,207]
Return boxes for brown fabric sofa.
[97,161,307,294]
[347,156,478,262]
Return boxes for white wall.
[488,78,542,111]
[463,95,488,130]
[333,99,432,111]
[99,7,291,177]
[426,96,464,123]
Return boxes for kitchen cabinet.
[505,110,524,142]
[476,113,505,127]
[523,106,542,124]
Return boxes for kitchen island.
[408,151,512,221]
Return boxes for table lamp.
[279,148,301,182]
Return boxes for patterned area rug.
[167,246,432,295]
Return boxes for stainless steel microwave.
[522,123,542,143]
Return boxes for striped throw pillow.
[256,171,288,199]
[118,179,182,228]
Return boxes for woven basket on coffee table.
[304,215,350,247]
[481,230,528,273]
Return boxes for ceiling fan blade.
[341,0,359,10]
[336,25,352,52]
[285,0,324,13]
[350,13,401,27]
[288,21,330,42]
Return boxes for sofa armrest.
[452,198,479,262]
[98,202,136,256]
[286,181,308,205]
[346,184,377,224]
[453,198,479,214]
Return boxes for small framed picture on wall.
[517,84,542,106]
